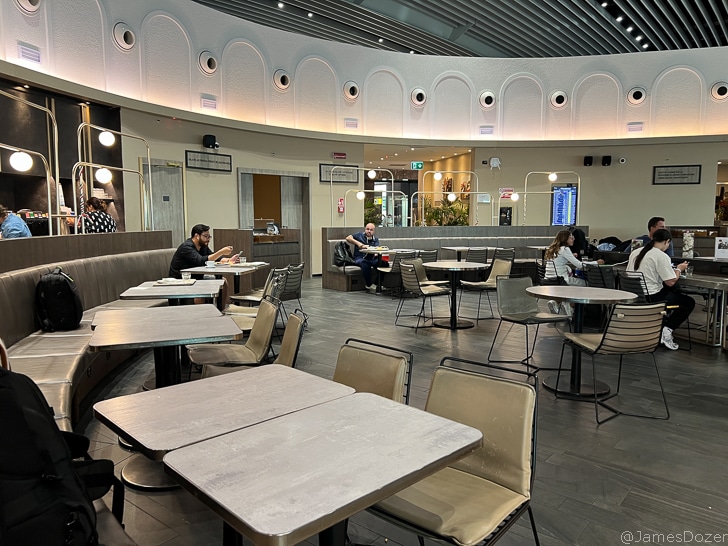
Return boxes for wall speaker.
[583,155,593,167]
[202,134,218,149]
[602,155,612,166]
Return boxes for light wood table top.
[94,366,354,460]
[163,392,482,546]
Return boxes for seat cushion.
[564,332,602,352]
[501,312,571,324]
[375,466,528,546]
[201,364,255,379]
[187,343,257,366]
[421,285,449,296]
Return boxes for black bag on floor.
[0,367,98,546]
[35,267,83,332]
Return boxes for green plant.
[363,199,382,226]
[422,195,470,226]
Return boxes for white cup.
[240,256,247,263]
[181,272,192,280]
[205,260,216,268]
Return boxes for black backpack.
[35,267,84,332]
[0,367,98,546]
[334,241,357,267]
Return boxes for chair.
[187,298,279,376]
[556,302,670,424]
[417,249,438,263]
[395,263,450,331]
[488,276,570,367]
[228,267,288,308]
[278,263,305,320]
[379,250,416,293]
[617,271,692,351]
[536,259,565,286]
[405,257,449,287]
[199,309,308,378]
[583,263,616,288]
[492,247,516,263]
[459,258,512,321]
[462,247,489,281]
[369,359,540,546]
[332,339,412,404]
[224,268,288,330]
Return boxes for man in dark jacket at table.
[346,223,384,292]
[168,223,238,278]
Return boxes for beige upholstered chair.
[379,250,416,293]
[556,302,669,424]
[199,309,307,378]
[395,263,449,331]
[488,276,570,368]
[332,340,411,404]
[227,268,287,308]
[405,257,449,287]
[187,298,279,377]
[370,360,540,546]
[278,263,305,319]
[416,249,438,263]
[459,258,512,321]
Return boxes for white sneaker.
[562,303,572,317]
[366,284,377,292]
[661,327,679,350]
[547,300,560,314]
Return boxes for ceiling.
[193,0,728,58]
[192,0,728,167]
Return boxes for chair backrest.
[584,263,616,289]
[617,271,649,303]
[595,302,665,355]
[536,259,565,286]
[279,263,304,301]
[390,250,416,273]
[399,263,422,296]
[426,365,536,498]
[493,247,515,263]
[496,276,539,316]
[273,310,306,367]
[485,258,512,286]
[417,249,438,263]
[244,298,279,362]
[344,338,413,404]
[333,344,408,403]
[465,247,488,264]
[265,268,289,299]
[404,258,429,285]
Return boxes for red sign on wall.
[337,197,345,213]
[333,152,347,160]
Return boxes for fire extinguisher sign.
[337,197,345,213]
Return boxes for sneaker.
[562,303,572,317]
[661,327,679,350]
[366,284,377,292]
[547,300,560,314]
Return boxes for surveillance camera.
[619,157,626,164]
[214,142,220,149]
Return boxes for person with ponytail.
[78,197,117,233]
[544,229,603,286]
[627,228,694,350]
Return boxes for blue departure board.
[551,185,577,226]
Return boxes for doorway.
[144,160,185,244]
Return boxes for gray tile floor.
[78,278,728,545]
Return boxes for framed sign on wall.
[185,150,232,172]
[319,164,359,184]
[652,165,701,185]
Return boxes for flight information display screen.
[551,185,577,226]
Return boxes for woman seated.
[78,197,117,233]
[627,228,694,350]
[544,229,598,286]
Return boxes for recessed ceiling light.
[616,15,624,22]
[626,26,633,32]
[277,2,284,8]
[394,153,398,156]
[409,50,415,54]
[307,12,313,18]
[380,157,384,160]
[636,35,643,41]
[441,155,445,159]
[411,147,415,151]
[642,43,649,49]
[601,1,608,6]
[454,153,458,156]
[378,38,384,43]
[468,149,472,152]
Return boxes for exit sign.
[411,161,424,170]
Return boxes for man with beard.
[168,223,238,278]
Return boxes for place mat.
[230,263,255,268]
[154,279,196,286]
[245,261,268,267]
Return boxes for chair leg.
[593,354,619,425]
[487,319,504,362]
[554,342,568,399]
[527,506,541,546]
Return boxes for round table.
[424,261,487,329]
[526,285,637,398]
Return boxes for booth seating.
[0,249,176,431]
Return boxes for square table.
[163,392,483,546]
[119,279,225,302]
[182,262,269,293]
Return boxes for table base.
[542,373,610,399]
[433,318,475,330]
[121,454,179,491]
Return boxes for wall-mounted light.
[95,168,112,184]
[367,169,377,180]
[9,151,33,172]
[447,192,457,202]
[356,190,366,200]
[98,131,116,146]
[548,172,558,182]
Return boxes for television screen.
[551,184,577,226]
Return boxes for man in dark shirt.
[634,216,674,257]
[168,224,238,278]
[346,223,383,291]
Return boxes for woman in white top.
[544,230,588,286]
[627,228,693,350]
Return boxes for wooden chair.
[369,359,540,546]
[556,302,669,424]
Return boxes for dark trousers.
[356,257,377,285]
[649,287,696,330]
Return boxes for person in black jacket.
[168,224,238,278]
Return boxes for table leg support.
[154,346,181,389]
[319,519,348,546]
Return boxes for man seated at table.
[0,204,32,239]
[632,216,674,257]
[169,223,238,278]
[346,223,384,292]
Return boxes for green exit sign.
[411,161,424,170]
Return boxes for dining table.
[93,365,353,493]
[119,279,225,304]
[423,260,487,329]
[526,285,637,398]
[163,392,482,546]
[441,246,471,261]
[182,261,269,293]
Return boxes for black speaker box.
[202,134,217,148]
[583,155,593,166]
[602,155,612,166]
